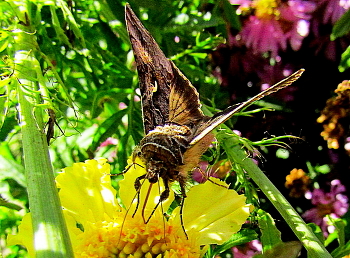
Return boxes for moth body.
[133,124,194,185]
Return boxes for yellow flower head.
[253,0,280,20]
[7,158,251,257]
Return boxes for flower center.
[253,0,280,19]
[75,213,201,258]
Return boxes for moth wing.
[178,132,215,177]
[168,62,205,126]
[190,69,305,146]
[126,4,205,132]
[126,4,172,133]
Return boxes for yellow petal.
[56,159,120,224]
[180,177,251,245]
[7,213,35,257]
[119,158,175,222]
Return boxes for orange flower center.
[74,213,202,258]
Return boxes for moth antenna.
[231,69,305,114]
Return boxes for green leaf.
[331,240,350,258]
[325,217,346,248]
[211,228,258,255]
[0,38,9,53]
[308,223,325,244]
[221,0,241,30]
[0,77,11,87]
[339,45,350,72]
[0,143,26,187]
[257,209,282,251]
[90,109,128,151]
[331,9,350,40]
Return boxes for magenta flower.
[302,179,349,235]
[192,161,211,183]
[280,0,316,51]
[98,137,118,148]
[236,0,315,57]
[233,240,262,258]
[241,16,287,57]
[98,137,118,162]
[318,0,350,24]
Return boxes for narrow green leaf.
[90,109,128,151]
[221,0,241,30]
[216,130,332,258]
[212,228,258,255]
[331,9,350,40]
[331,240,350,258]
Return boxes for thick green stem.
[13,2,73,258]
[217,131,332,258]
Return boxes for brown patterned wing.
[168,62,205,126]
[125,5,204,133]
[125,4,172,133]
[190,69,305,146]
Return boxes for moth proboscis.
[125,3,304,236]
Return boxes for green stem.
[217,131,332,258]
[12,2,73,258]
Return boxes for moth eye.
[137,151,142,157]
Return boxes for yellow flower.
[7,158,251,257]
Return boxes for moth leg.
[133,174,146,218]
[111,162,144,177]
[178,176,188,239]
[145,178,170,224]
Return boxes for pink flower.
[192,161,211,183]
[302,179,349,235]
[233,240,262,258]
[318,0,350,24]
[237,0,315,57]
[98,137,118,148]
[241,16,287,57]
[98,137,118,162]
[280,0,316,50]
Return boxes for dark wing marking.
[168,62,205,126]
[125,4,172,133]
[190,69,305,146]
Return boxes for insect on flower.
[125,4,304,233]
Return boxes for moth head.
[132,146,143,162]
[132,156,165,184]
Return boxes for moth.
[125,4,304,224]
